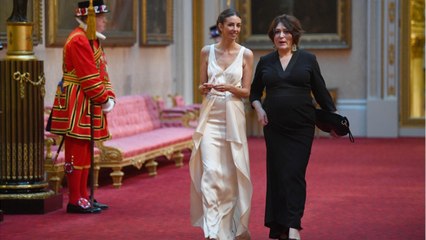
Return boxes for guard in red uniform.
[48,0,115,214]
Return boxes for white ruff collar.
[75,18,106,40]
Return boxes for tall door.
[400,0,425,128]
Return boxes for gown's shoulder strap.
[235,46,246,66]
[208,44,215,63]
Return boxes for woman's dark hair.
[216,8,241,33]
[267,14,304,46]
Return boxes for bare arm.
[198,46,214,95]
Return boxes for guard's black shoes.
[93,200,109,210]
[66,204,102,214]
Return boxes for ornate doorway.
[401,0,425,127]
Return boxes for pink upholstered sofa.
[169,94,201,114]
[154,95,197,127]
[97,95,194,188]
[161,94,201,128]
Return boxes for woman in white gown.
[189,8,254,240]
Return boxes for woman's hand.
[212,83,231,92]
[199,83,214,95]
[256,107,268,126]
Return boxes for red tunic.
[49,27,115,140]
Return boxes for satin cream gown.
[190,44,253,240]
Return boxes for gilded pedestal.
[0,22,62,214]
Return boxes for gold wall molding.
[192,0,204,104]
[385,0,398,97]
[389,2,396,22]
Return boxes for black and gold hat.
[75,0,109,17]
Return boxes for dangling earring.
[292,44,297,52]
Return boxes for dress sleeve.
[310,54,336,112]
[249,57,265,103]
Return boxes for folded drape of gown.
[190,95,252,239]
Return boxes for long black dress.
[249,49,336,238]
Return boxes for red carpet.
[0,137,424,240]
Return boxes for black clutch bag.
[315,109,354,142]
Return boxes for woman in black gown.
[249,14,337,240]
